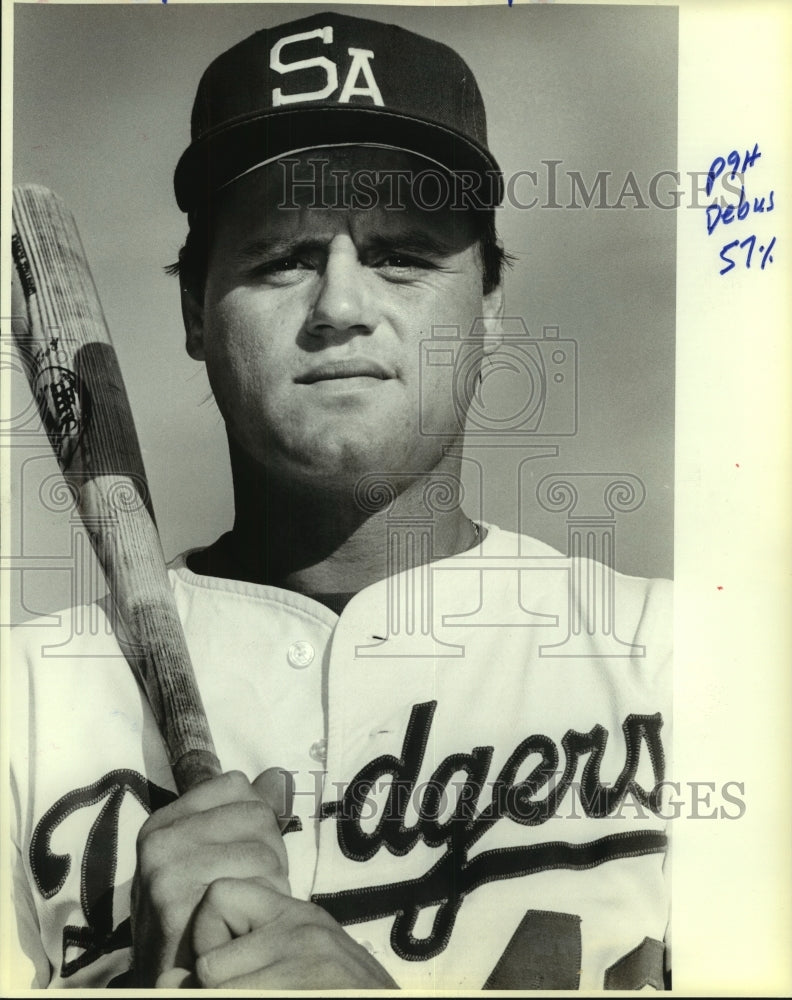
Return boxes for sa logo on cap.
[271,26,385,107]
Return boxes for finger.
[252,767,295,833]
[211,967,356,991]
[209,963,306,990]
[140,800,289,879]
[155,967,197,988]
[142,770,262,831]
[170,798,287,850]
[192,879,290,967]
[145,839,290,901]
[197,841,290,895]
[212,953,368,991]
[199,934,397,990]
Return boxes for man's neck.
[188,443,479,598]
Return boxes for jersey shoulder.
[484,523,672,648]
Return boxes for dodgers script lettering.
[314,701,667,960]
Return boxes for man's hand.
[183,879,399,989]
[131,768,292,986]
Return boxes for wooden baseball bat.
[11,184,221,794]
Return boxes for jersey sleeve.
[9,831,49,989]
[635,575,673,702]
[9,682,50,990]
[663,823,673,986]
[637,574,673,984]
[8,626,53,989]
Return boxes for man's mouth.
[295,358,395,384]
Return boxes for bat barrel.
[12,184,221,794]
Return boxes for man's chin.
[236,425,460,496]
[291,438,460,495]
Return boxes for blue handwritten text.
[706,186,774,235]
[706,143,761,198]
[718,235,776,275]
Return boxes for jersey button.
[309,738,327,764]
[288,641,315,669]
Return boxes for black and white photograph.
[1,0,789,994]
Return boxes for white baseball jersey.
[10,525,672,990]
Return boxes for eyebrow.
[363,228,467,258]
[233,227,467,266]
[233,237,327,265]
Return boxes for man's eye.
[265,257,311,273]
[251,257,314,282]
[376,254,434,272]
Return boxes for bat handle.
[10,183,225,799]
[173,749,223,794]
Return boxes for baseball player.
[10,12,672,991]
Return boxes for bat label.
[11,232,37,298]
[32,361,91,466]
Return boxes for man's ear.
[181,284,206,361]
[481,279,505,357]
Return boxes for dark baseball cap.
[174,12,503,214]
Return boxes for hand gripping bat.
[11,184,222,793]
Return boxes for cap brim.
[174,105,503,213]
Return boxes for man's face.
[184,149,503,491]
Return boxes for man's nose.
[306,236,378,337]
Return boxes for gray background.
[9,3,676,621]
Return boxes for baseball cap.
[174,12,503,214]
